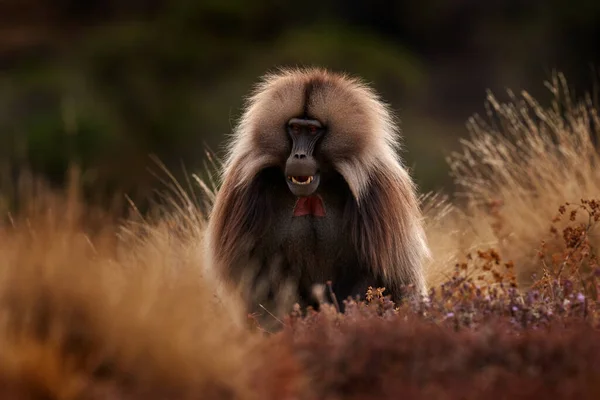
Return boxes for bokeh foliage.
[0,0,599,211]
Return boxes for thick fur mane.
[206,67,430,301]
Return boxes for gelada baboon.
[205,67,429,319]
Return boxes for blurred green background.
[0,0,599,212]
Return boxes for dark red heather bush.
[256,306,600,400]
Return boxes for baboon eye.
[309,126,318,135]
[290,124,300,134]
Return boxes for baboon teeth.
[289,176,314,185]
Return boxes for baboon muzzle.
[284,117,323,198]
[285,136,320,197]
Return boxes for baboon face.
[284,117,325,197]
[241,71,382,204]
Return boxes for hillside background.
[1,0,599,211]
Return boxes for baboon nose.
[294,153,307,159]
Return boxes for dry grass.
[0,166,260,399]
[0,72,599,398]
[423,72,600,289]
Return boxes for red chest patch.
[293,195,326,217]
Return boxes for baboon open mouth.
[288,175,314,185]
[286,173,320,197]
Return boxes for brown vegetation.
[0,73,599,398]
[423,73,600,289]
